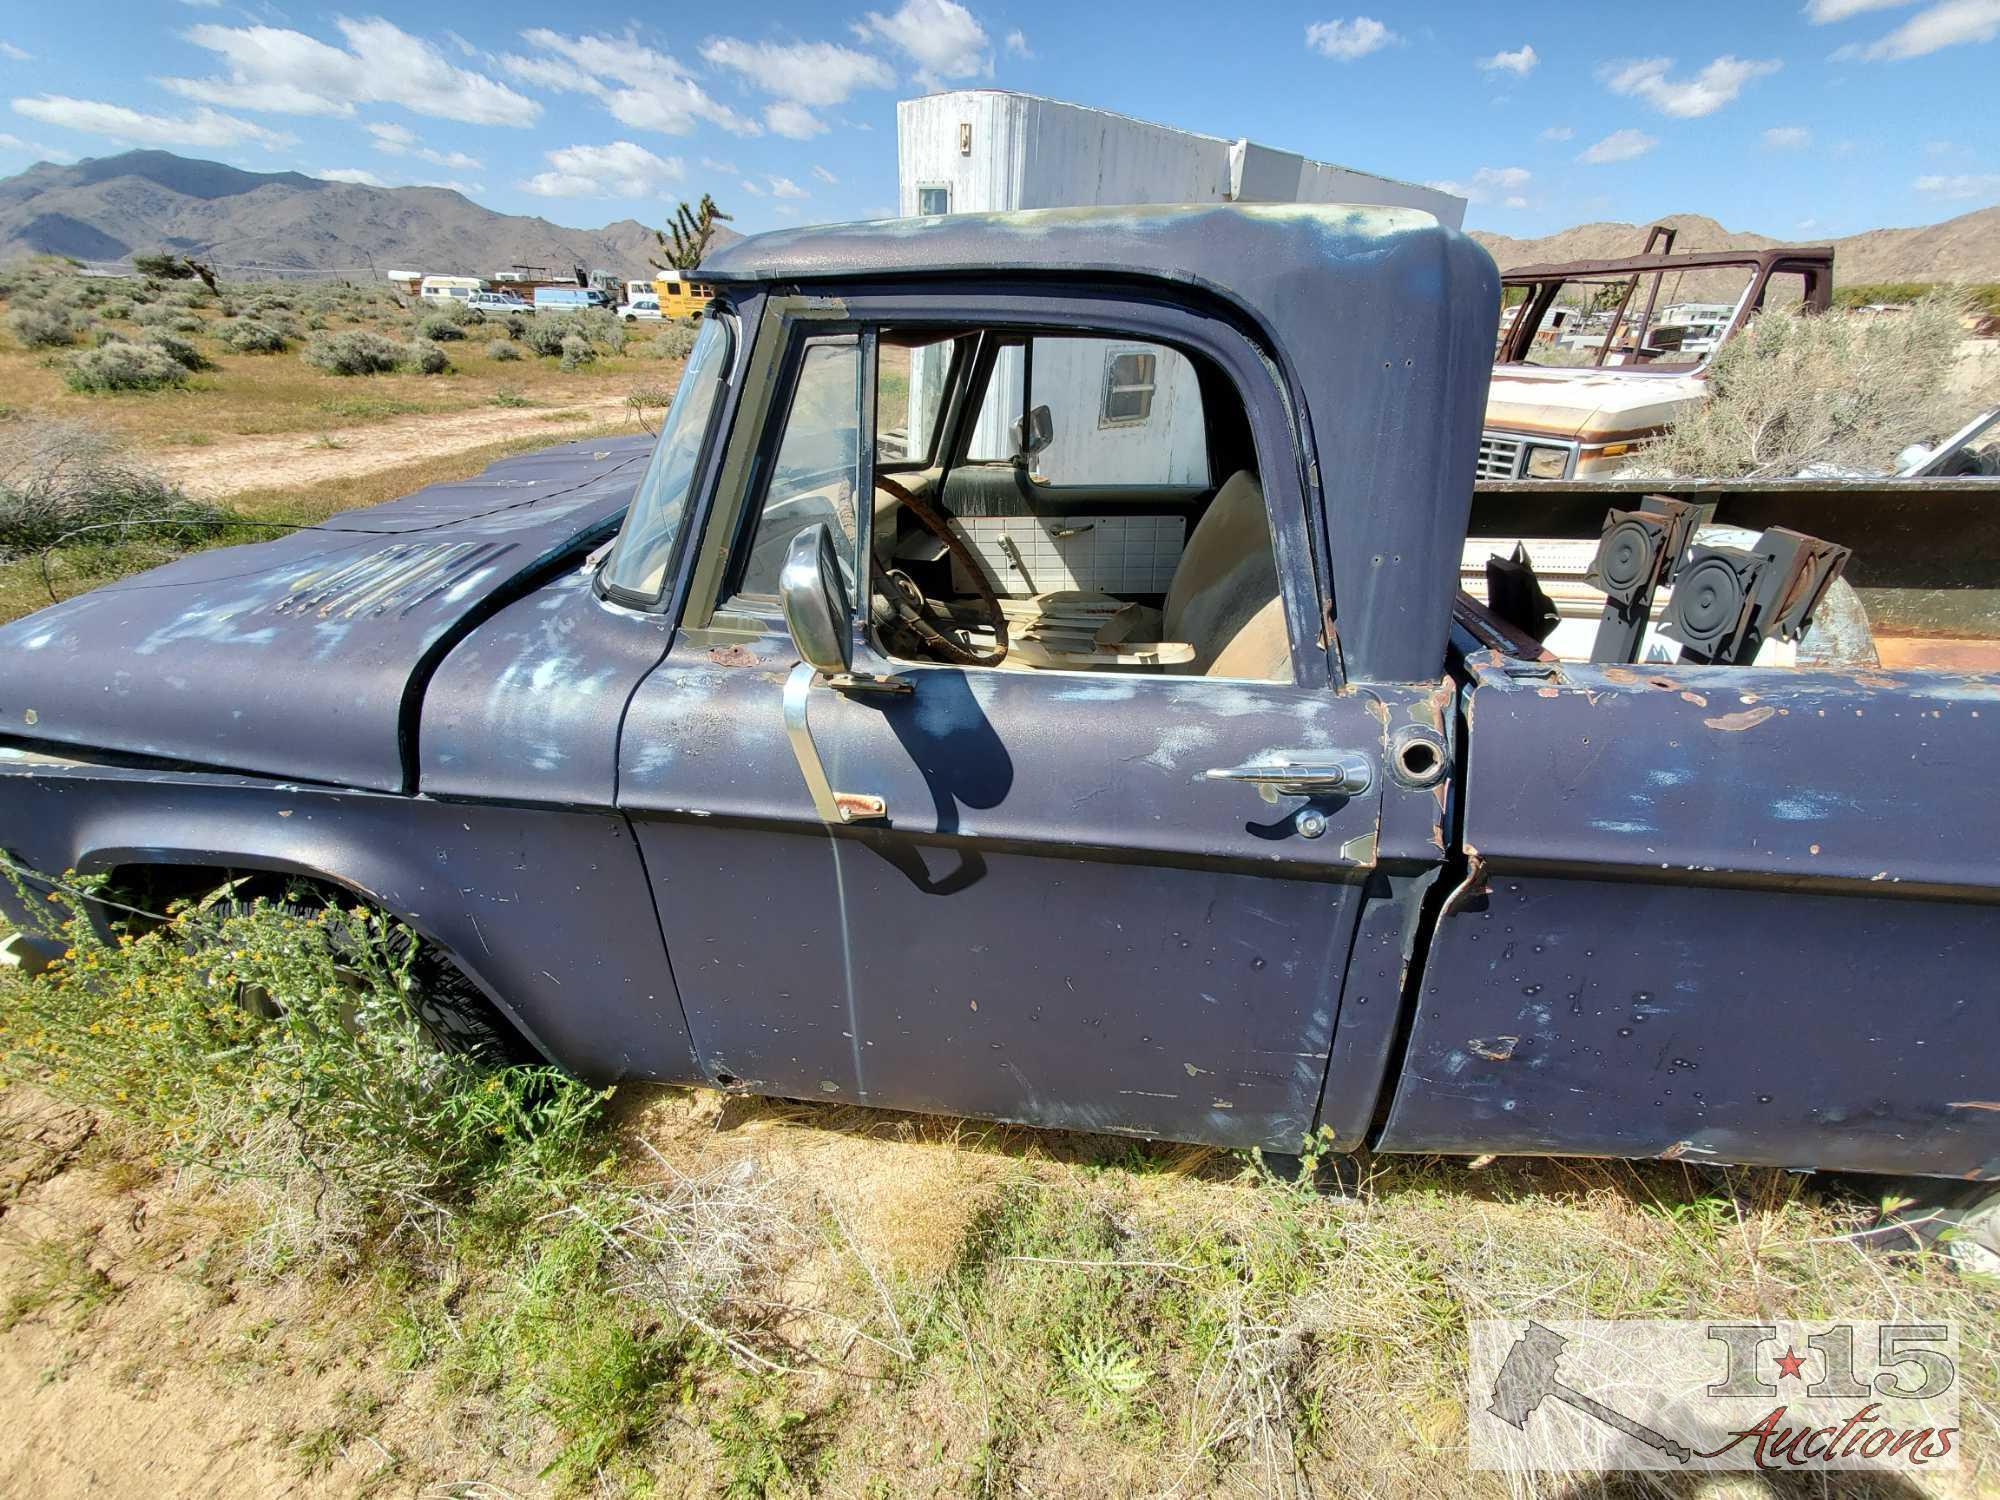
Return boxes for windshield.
[600,316,733,600]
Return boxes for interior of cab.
[730,324,1291,683]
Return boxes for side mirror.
[779,523,853,675]
[1011,403,1054,463]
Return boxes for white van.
[419,275,484,303]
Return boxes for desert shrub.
[1632,293,1998,479]
[93,327,128,347]
[300,329,407,375]
[505,312,529,340]
[419,312,467,342]
[0,886,606,1268]
[147,333,212,371]
[98,297,133,321]
[61,341,189,393]
[487,338,523,361]
[0,420,223,553]
[521,318,570,358]
[407,341,451,375]
[217,317,287,353]
[629,323,699,361]
[559,333,596,371]
[8,302,85,348]
[70,281,108,308]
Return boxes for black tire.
[197,894,536,1066]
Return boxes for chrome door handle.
[1203,752,1372,802]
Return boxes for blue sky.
[0,1,1996,245]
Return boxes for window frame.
[875,330,970,473]
[680,285,1333,691]
[1098,346,1158,428]
[915,183,952,217]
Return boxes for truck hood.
[1485,364,1706,444]
[0,435,653,793]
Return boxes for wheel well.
[100,860,537,1060]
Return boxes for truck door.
[1379,656,2000,1177]
[617,296,1449,1149]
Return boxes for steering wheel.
[872,474,1008,667]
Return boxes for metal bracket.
[783,661,889,824]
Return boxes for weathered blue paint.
[1378,657,2000,1176]
[0,437,651,793]
[0,206,1992,1179]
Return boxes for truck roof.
[700,202,1502,684]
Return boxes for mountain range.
[1469,207,2000,286]
[0,150,733,278]
[0,150,1991,286]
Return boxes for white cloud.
[316,167,386,186]
[764,101,827,140]
[1601,55,1780,117]
[811,163,838,185]
[1577,128,1659,163]
[366,121,481,170]
[522,141,684,198]
[501,29,757,136]
[1914,171,2000,197]
[1763,125,1812,148]
[1005,29,1033,58]
[12,95,295,150]
[1504,195,1529,209]
[1305,17,1395,60]
[700,38,895,107]
[701,156,740,174]
[164,19,539,126]
[774,204,800,218]
[1836,0,2000,59]
[1539,124,1574,141]
[739,177,766,197]
[1797,216,1822,230]
[1427,165,1533,203]
[1804,0,1917,18]
[1,41,31,62]
[768,175,807,199]
[854,0,991,89]
[1479,43,1537,75]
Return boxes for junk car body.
[1,205,1994,1180]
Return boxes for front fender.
[0,757,699,1084]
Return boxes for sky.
[0,0,1996,249]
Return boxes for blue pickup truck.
[2,205,1994,1182]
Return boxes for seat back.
[1162,471,1285,678]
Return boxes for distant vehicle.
[651,271,713,322]
[419,275,484,303]
[533,286,610,315]
[618,296,663,322]
[467,290,530,313]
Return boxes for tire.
[197,894,535,1066]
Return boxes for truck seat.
[1162,470,1284,677]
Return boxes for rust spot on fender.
[1679,690,1709,708]
[709,644,760,667]
[1705,705,1777,732]
[1468,1036,1518,1062]
[1601,666,1639,684]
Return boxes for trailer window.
[1101,349,1157,426]
[917,184,951,216]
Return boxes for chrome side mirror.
[779,522,852,675]
[1011,403,1054,463]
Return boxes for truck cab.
[1,206,1992,1180]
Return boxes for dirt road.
[156,392,643,501]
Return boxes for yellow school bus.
[650,271,714,322]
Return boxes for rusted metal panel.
[1377,655,2000,1176]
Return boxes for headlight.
[1525,446,1570,479]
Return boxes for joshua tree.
[653,195,732,271]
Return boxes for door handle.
[1203,752,1373,803]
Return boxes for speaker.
[1662,545,1763,663]
[1584,509,1673,664]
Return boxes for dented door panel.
[1379,658,2000,1176]
[619,627,1442,1148]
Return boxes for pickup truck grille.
[1476,434,1526,480]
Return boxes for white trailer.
[897,91,1465,486]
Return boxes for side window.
[734,336,861,598]
[916,184,951,216]
[877,332,956,465]
[963,335,1208,487]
